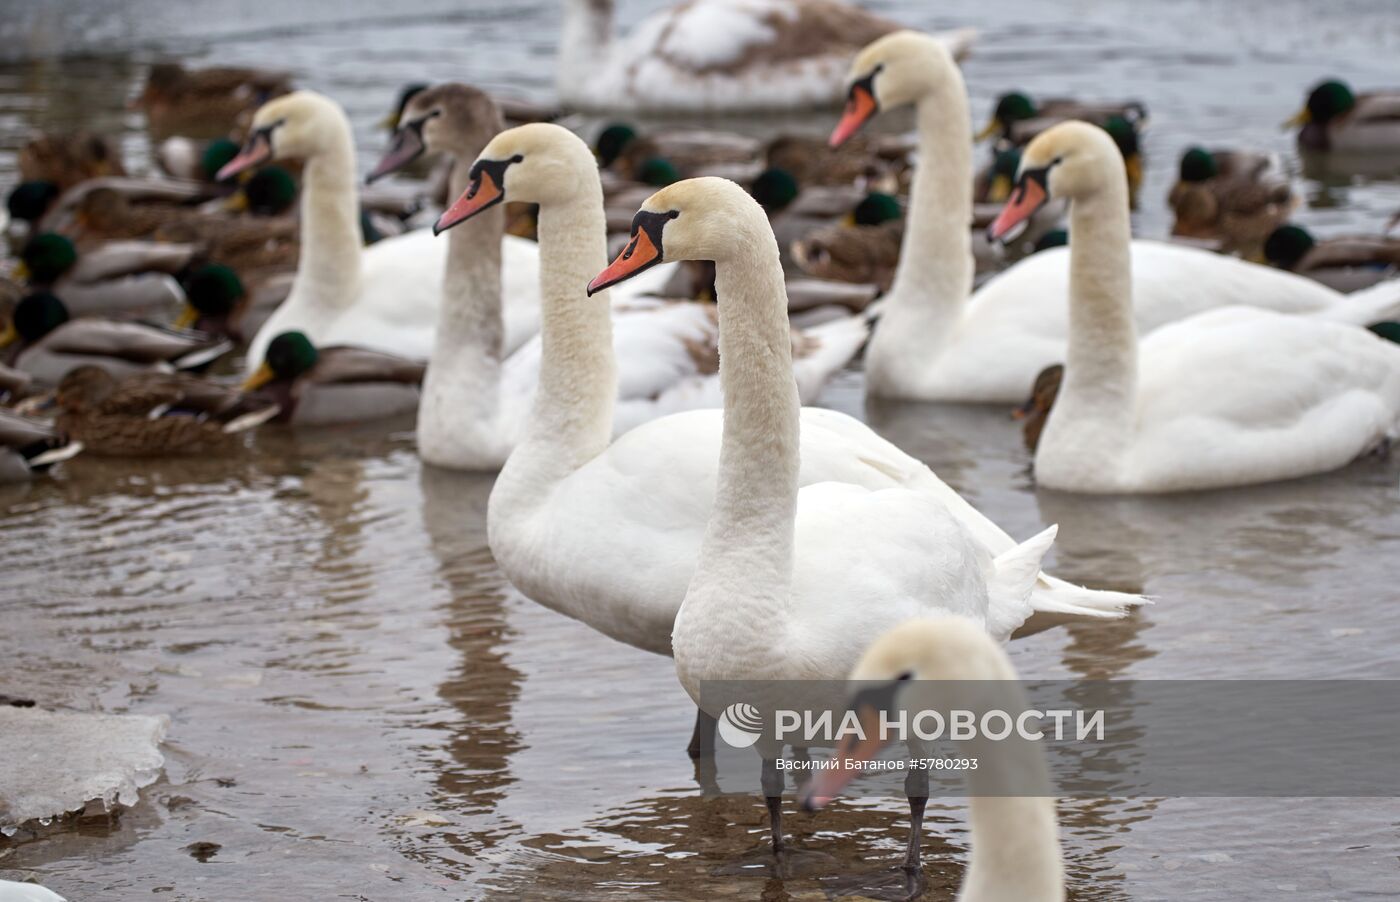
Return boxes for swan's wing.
[1131,308,1400,485]
[783,482,997,675]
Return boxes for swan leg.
[902,767,929,873]
[761,755,786,854]
[687,707,717,758]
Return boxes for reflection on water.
[4,0,1400,898]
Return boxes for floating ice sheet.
[0,708,169,834]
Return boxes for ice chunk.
[0,708,168,833]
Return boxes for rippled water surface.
[3,0,1400,899]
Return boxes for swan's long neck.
[913,678,1063,901]
[296,129,362,309]
[559,0,614,94]
[1046,174,1137,456]
[884,76,974,334]
[674,217,798,683]
[496,178,616,493]
[418,159,506,462]
[961,739,1064,900]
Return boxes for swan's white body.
[846,33,1400,404]
[421,124,867,469]
[558,0,974,114]
[1027,123,1400,494]
[668,183,1064,698]
[489,175,1143,662]
[0,880,67,902]
[241,91,544,372]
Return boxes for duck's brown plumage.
[55,366,276,456]
[18,132,126,191]
[791,219,903,290]
[1169,151,1295,255]
[133,62,293,138]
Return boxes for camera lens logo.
[717,702,764,748]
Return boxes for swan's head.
[367,83,503,183]
[987,120,1123,244]
[831,30,954,147]
[433,123,595,234]
[799,616,1016,811]
[587,177,765,295]
[217,91,350,181]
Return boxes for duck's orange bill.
[987,176,1047,242]
[797,701,890,812]
[830,86,877,148]
[587,229,661,296]
[434,171,503,235]
[216,133,272,182]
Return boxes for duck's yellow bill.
[1282,108,1311,129]
[0,320,18,349]
[12,262,29,282]
[173,304,200,329]
[975,118,1000,142]
[242,362,275,392]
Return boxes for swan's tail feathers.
[935,27,979,63]
[1016,574,1152,638]
[1314,278,1400,327]
[792,312,871,403]
[985,524,1058,642]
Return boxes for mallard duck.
[18,132,125,190]
[1169,147,1295,257]
[54,365,278,456]
[6,181,61,235]
[1012,363,1063,453]
[1287,79,1400,154]
[131,62,293,138]
[594,123,763,182]
[153,136,242,181]
[1,291,231,386]
[976,91,1147,145]
[764,132,910,190]
[240,331,424,426]
[1264,224,1400,293]
[12,233,189,318]
[0,407,81,483]
[789,192,905,288]
[0,360,32,401]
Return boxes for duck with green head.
[1169,146,1295,257]
[1286,79,1400,154]
[1,290,230,386]
[976,90,1147,147]
[1263,223,1400,293]
[240,330,425,426]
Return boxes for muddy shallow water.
[3,0,1400,899]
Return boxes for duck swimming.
[54,366,279,456]
[1287,79,1400,154]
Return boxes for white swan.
[800,616,1065,900]
[833,32,1400,403]
[593,176,1072,860]
[988,122,1400,494]
[0,880,68,902]
[484,171,1142,754]
[217,90,541,373]
[399,96,866,468]
[558,0,975,114]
